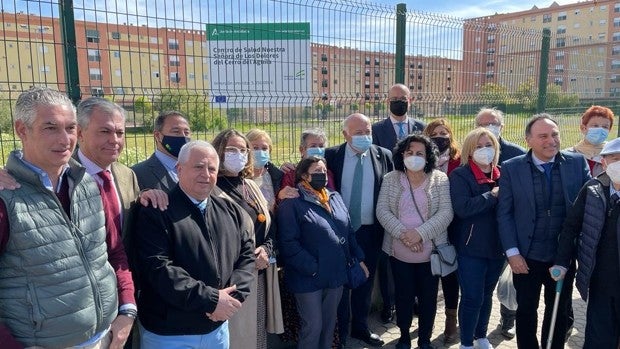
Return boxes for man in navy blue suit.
[497,114,591,349]
[371,84,425,153]
[371,84,425,324]
[326,113,393,347]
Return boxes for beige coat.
[376,169,453,256]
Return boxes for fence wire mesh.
[1,0,619,166]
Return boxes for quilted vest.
[529,164,565,262]
[0,151,118,348]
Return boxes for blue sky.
[387,0,576,19]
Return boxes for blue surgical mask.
[306,147,325,158]
[351,135,372,153]
[253,150,270,168]
[585,127,609,145]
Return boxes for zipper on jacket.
[204,214,222,288]
[465,224,474,246]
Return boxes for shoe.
[418,344,435,349]
[350,330,384,346]
[380,306,395,323]
[395,341,411,349]
[474,337,493,349]
[499,316,515,340]
[460,346,474,349]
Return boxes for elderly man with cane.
[552,137,620,349]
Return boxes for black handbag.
[340,237,367,289]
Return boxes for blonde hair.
[246,128,273,151]
[460,128,500,167]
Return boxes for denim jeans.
[139,322,229,349]
[457,254,504,346]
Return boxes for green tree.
[315,103,334,120]
[350,102,359,112]
[373,102,385,116]
[0,99,13,134]
[134,96,153,114]
[514,78,537,110]
[155,89,225,131]
[543,84,580,109]
[480,83,509,104]
[226,108,245,123]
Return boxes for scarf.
[469,158,500,185]
[573,139,604,161]
[299,181,331,213]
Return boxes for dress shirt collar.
[155,149,178,174]
[16,150,69,193]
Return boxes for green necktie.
[349,153,363,231]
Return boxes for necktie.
[349,154,364,231]
[397,122,406,140]
[541,162,553,196]
[98,170,122,235]
[196,200,207,215]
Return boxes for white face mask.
[223,152,248,174]
[485,125,501,138]
[472,147,496,166]
[403,155,426,172]
[606,161,620,184]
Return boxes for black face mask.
[308,173,328,191]
[389,100,408,117]
[161,135,190,158]
[431,136,450,153]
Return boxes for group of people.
[0,84,618,349]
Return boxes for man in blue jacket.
[497,114,590,349]
[552,137,620,348]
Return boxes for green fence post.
[395,3,406,84]
[537,28,551,113]
[59,0,81,105]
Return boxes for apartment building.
[463,0,620,99]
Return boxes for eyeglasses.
[224,146,249,154]
[477,122,502,127]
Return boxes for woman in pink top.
[376,134,454,349]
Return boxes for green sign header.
[206,22,310,41]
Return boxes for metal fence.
[1,0,619,166]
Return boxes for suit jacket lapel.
[149,154,174,192]
[382,119,397,150]
[332,144,347,191]
[110,162,133,213]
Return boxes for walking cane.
[546,268,565,349]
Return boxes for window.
[486,71,494,78]
[557,26,566,34]
[91,88,104,97]
[321,79,328,87]
[554,64,564,73]
[168,39,179,50]
[556,38,566,47]
[554,77,563,86]
[185,40,193,47]
[574,22,581,29]
[364,81,370,89]
[153,71,160,78]
[321,53,327,62]
[169,56,180,66]
[170,72,180,83]
[365,69,370,77]
[615,3,620,12]
[374,58,380,66]
[321,67,328,74]
[543,14,552,23]
[187,57,194,64]
[612,60,620,69]
[487,35,495,44]
[40,66,50,73]
[374,81,379,88]
[557,12,567,21]
[613,45,620,55]
[612,74,620,83]
[486,60,495,67]
[600,33,607,40]
[614,32,620,41]
[374,70,380,77]
[115,69,121,77]
[86,29,100,43]
[188,73,195,79]
[615,18,620,27]
[88,49,101,62]
[487,48,495,54]
[111,32,120,40]
[150,37,158,44]
[151,54,158,61]
[114,87,125,94]
[113,51,120,58]
[89,68,102,80]
[365,57,370,65]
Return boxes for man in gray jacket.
[0,87,118,348]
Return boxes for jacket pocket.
[26,283,43,332]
